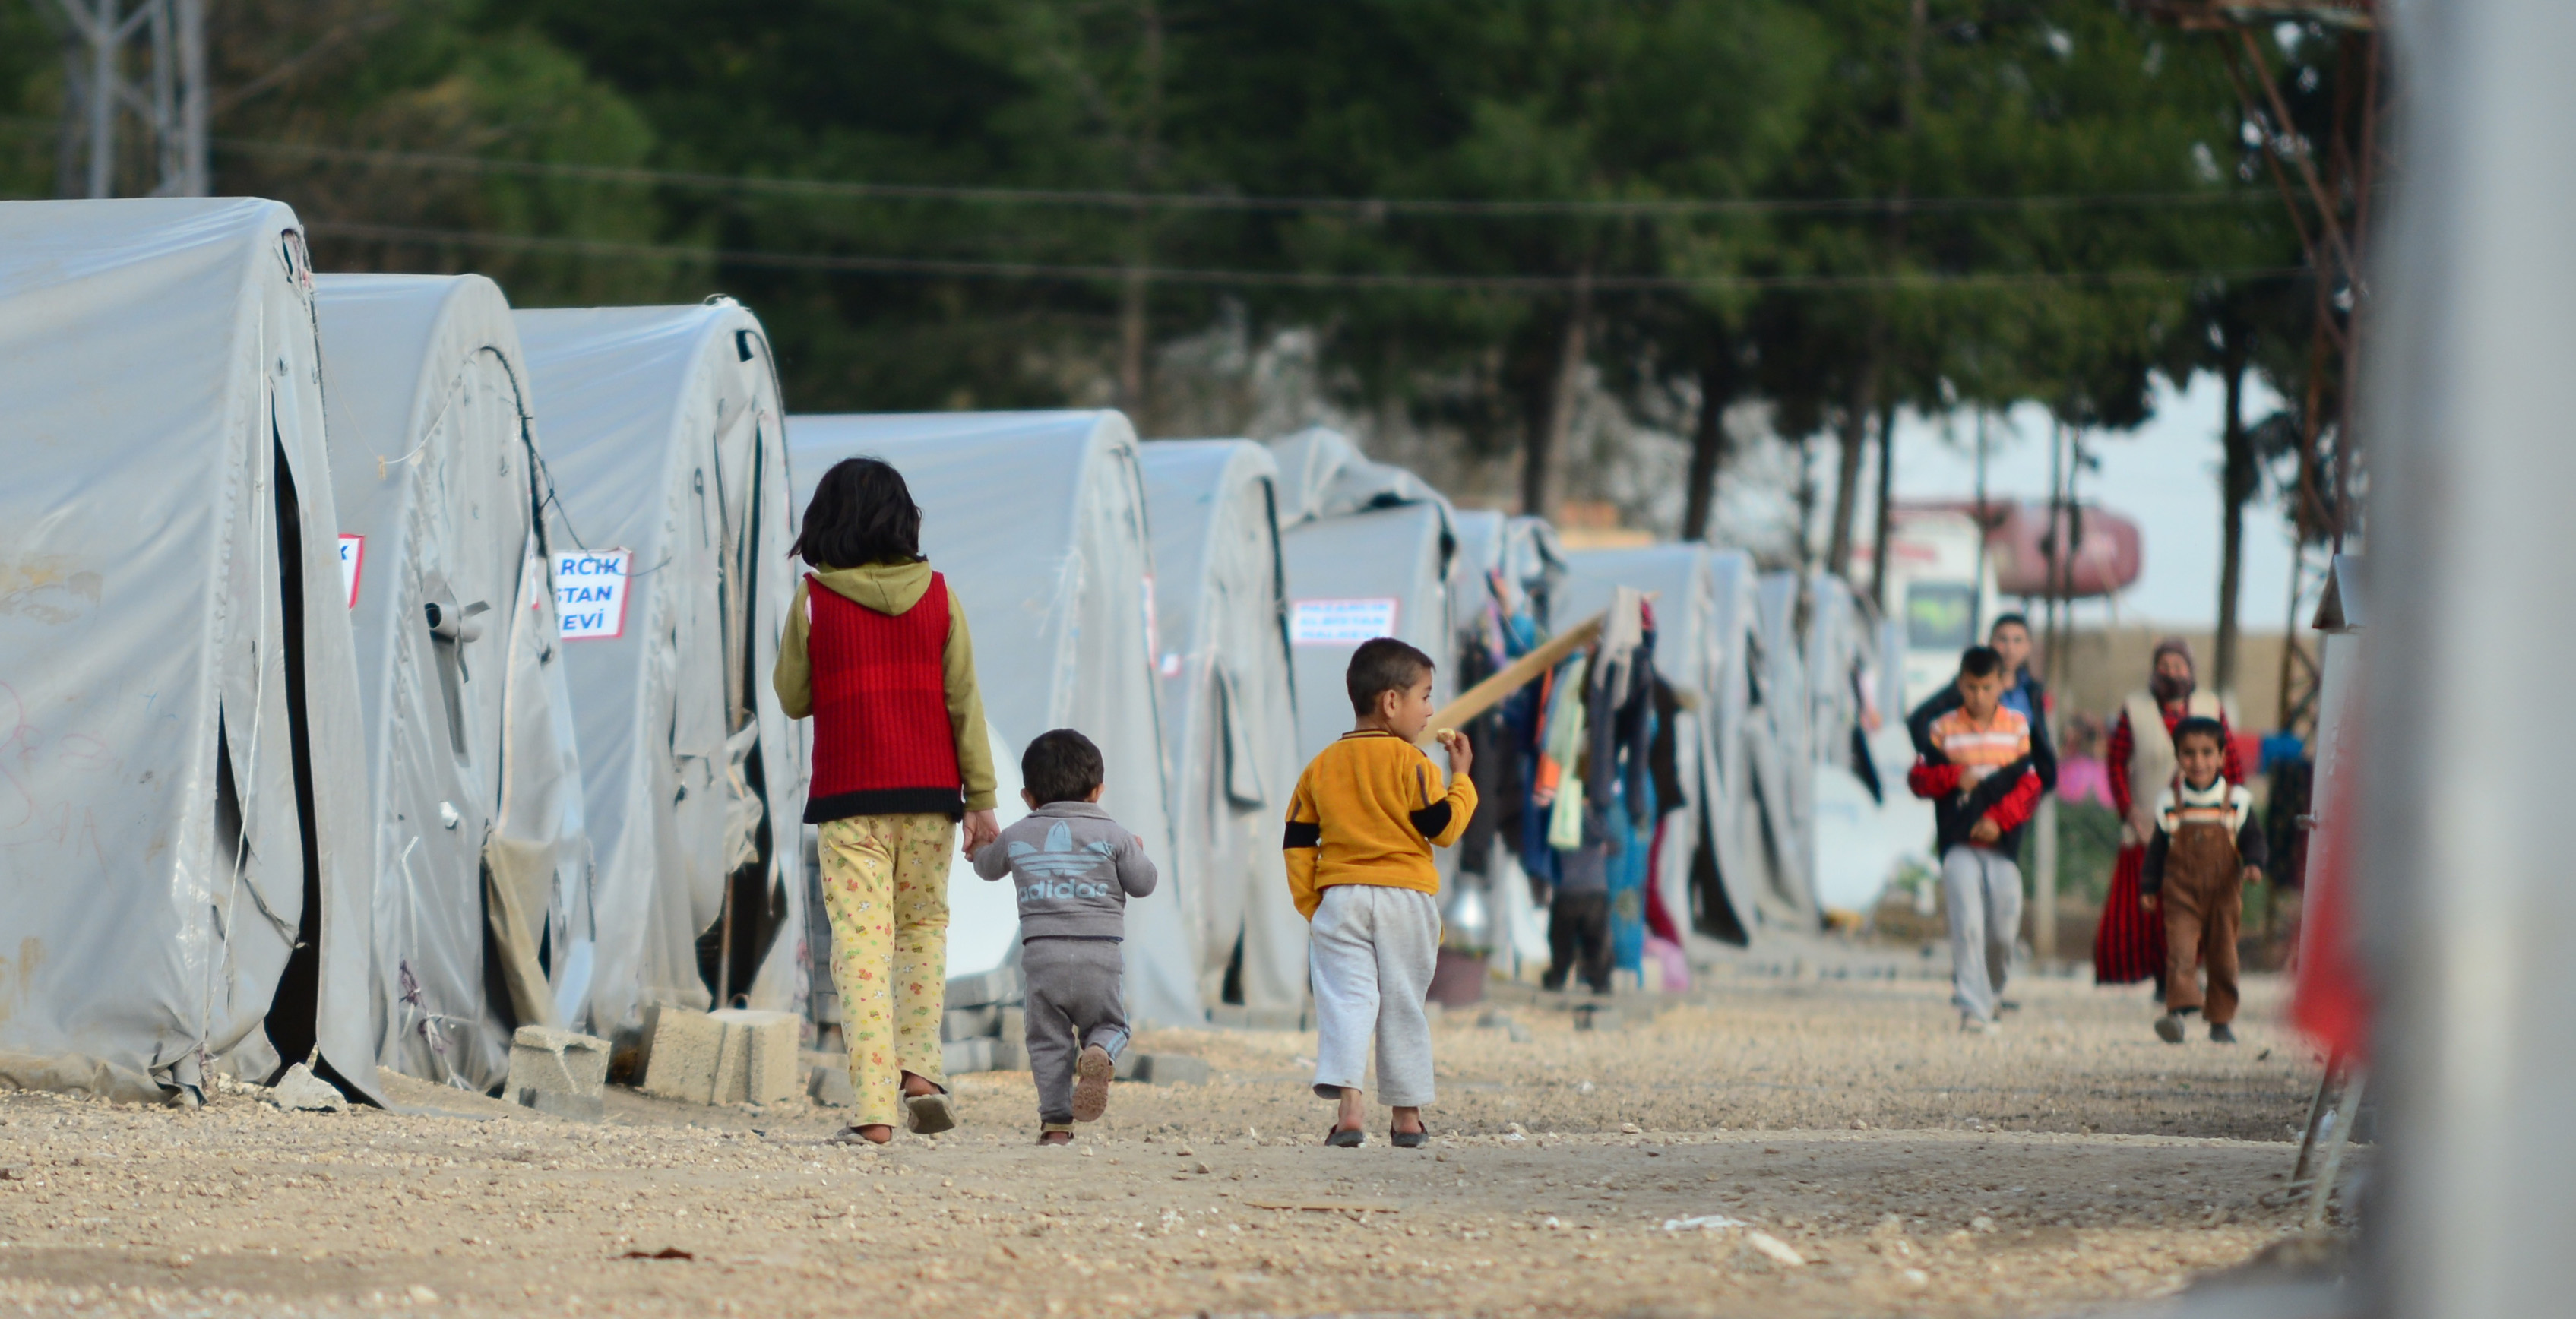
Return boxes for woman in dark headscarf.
[2093,637,2239,989]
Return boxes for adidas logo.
[1006,820,1120,905]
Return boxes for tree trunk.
[1118,243,1149,418]
[1519,268,1593,520]
[2214,325,2255,697]
[1869,397,1898,611]
[1116,0,1165,423]
[1825,362,1875,580]
[1680,337,1739,542]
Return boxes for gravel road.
[0,963,2343,1317]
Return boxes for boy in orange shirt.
[1907,646,2043,1033]
[1283,638,1476,1148]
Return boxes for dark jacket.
[1907,752,2043,858]
[1909,672,2058,794]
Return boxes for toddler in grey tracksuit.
[971,729,1158,1143]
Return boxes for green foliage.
[0,0,2309,450]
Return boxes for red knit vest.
[804,571,965,822]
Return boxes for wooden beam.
[1414,609,1606,747]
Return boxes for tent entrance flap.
[259,431,328,1085]
[699,726,780,1008]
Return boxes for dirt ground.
[0,957,2347,1317]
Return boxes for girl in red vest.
[777,457,998,1145]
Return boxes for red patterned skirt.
[2093,843,2167,985]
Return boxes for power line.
[228,137,2271,219]
[307,220,2305,292]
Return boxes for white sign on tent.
[554,549,633,641]
[1289,597,1400,645]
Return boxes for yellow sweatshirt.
[1282,730,1478,920]
[771,560,998,811]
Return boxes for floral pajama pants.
[818,812,954,1128]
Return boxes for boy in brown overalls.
[2142,717,2267,1043]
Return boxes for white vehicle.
[1858,508,2003,712]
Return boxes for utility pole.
[39,0,208,199]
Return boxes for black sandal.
[1324,1126,1365,1148]
[1391,1127,1428,1148]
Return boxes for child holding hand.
[1283,638,1476,1148]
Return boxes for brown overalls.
[2161,808,2246,1025]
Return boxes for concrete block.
[989,1036,1027,1071]
[1131,1054,1210,1087]
[506,1026,610,1102]
[945,965,1024,1009]
[517,1090,604,1122]
[998,1006,1025,1042]
[809,1064,855,1108]
[1572,1003,1622,1032]
[638,1004,726,1103]
[710,1008,801,1105]
[1205,1004,1307,1031]
[1248,1005,1309,1032]
[942,1036,995,1075]
[941,1005,999,1042]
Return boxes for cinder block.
[710,1008,801,1105]
[941,1036,995,1075]
[1204,1004,1305,1031]
[945,965,1024,1009]
[517,1090,605,1122]
[506,1026,611,1102]
[809,1064,856,1108]
[638,1004,726,1103]
[1572,1003,1622,1032]
[1245,1006,1309,1032]
[941,1005,999,1042]
[998,1006,1025,1042]
[1132,1054,1210,1087]
[989,1036,1027,1071]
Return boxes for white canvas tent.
[317,274,590,1090]
[1268,429,1460,762]
[1751,572,1819,926]
[1799,571,1929,915]
[1559,544,1781,944]
[516,302,806,1036]
[1451,511,1568,635]
[1138,441,1307,1012]
[786,411,1201,1029]
[1704,549,1771,940]
[0,198,379,1102]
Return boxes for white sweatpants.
[1308,883,1440,1109]
[1944,846,2023,1023]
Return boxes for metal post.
[36,0,207,200]
[2366,2,2576,1314]
[86,0,116,198]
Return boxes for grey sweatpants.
[1022,937,1129,1123]
[1943,846,2023,1023]
[1308,883,1440,1109]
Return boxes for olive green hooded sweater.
[772,560,997,812]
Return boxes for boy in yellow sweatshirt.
[1284,637,1477,1148]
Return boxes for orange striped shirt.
[1926,704,2032,785]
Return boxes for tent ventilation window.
[421,573,488,763]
